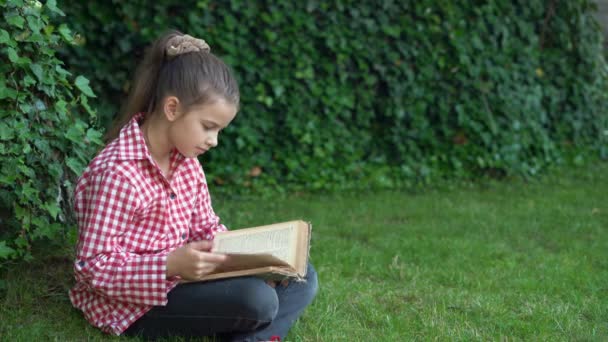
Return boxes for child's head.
[106,30,240,142]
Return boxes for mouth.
[196,147,208,154]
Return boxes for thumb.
[189,240,214,252]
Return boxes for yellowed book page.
[199,266,295,282]
[214,221,300,266]
[217,253,291,272]
[295,221,311,274]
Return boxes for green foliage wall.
[60,1,608,191]
[0,0,102,262]
[1,0,606,264]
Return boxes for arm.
[189,172,228,242]
[73,171,171,306]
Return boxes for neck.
[141,114,172,163]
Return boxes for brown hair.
[105,30,240,142]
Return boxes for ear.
[162,96,181,122]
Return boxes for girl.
[69,30,318,341]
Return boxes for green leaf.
[19,102,32,114]
[55,65,71,77]
[6,47,19,63]
[11,120,26,136]
[0,122,14,140]
[7,0,25,6]
[74,75,96,97]
[45,0,66,16]
[0,30,10,45]
[30,63,44,82]
[27,32,43,44]
[23,75,36,87]
[22,142,32,154]
[6,15,25,29]
[17,164,35,178]
[54,100,68,119]
[86,128,103,145]
[26,15,43,33]
[66,157,85,175]
[0,241,16,259]
[0,84,18,100]
[80,95,96,115]
[48,163,62,179]
[34,139,51,155]
[64,125,83,143]
[32,222,62,240]
[57,24,72,41]
[14,235,28,248]
[44,202,61,220]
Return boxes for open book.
[198,220,311,282]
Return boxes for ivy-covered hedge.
[59,1,608,191]
[0,0,103,262]
[0,0,605,264]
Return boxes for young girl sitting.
[69,30,318,341]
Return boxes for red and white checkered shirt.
[69,113,227,335]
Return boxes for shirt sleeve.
[73,170,171,306]
[189,171,228,241]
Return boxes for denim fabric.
[124,263,318,341]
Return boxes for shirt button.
[78,261,85,267]
[181,233,187,240]
[170,193,176,200]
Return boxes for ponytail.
[104,30,240,143]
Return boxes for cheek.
[195,126,207,140]
[183,121,202,137]
[171,122,198,145]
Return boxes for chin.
[177,149,197,158]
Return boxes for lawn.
[1,163,607,341]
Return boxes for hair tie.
[166,34,210,58]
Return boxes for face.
[167,99,237,158]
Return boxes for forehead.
[187,100,237,126]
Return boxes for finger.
[198,252,228,264]
[280,279,289,287]
[210,239,220,253]
[189,240,214,252]
[266,280,277,288]
[193,263,218,279]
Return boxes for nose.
[207,132,218,148]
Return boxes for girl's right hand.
[166,240,228,281]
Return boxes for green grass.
[1,163,607,341]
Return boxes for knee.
[234,280,279,323]
[302,263,319,303]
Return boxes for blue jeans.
[124,263,318,341]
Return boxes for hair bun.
[166,34,210,58]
